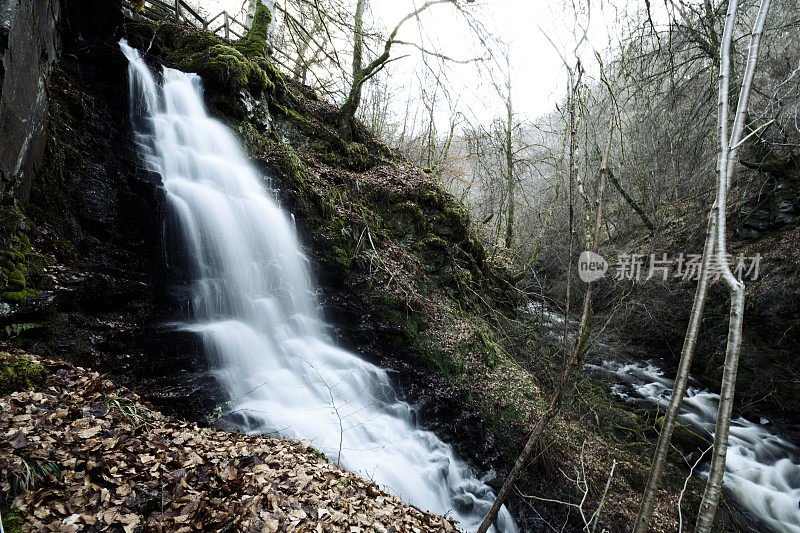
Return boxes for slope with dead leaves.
[0,351,457,532]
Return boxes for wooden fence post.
[174,0,181,22]
[224,11,230,40]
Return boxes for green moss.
[0,354,48,395]
[420,233,448,250]
[410,331,463,377]
[272,143,311,190]
[0,508,24,533]
[181,44,272,96]
[329,245,352,270]
[0,206,42,303]
[397,202,427,234]
[2,289,37,303]
[656,416,712,453]
[374,292,407,325]
[740,150,792,177]
[235,3,271,59]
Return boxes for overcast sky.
[190,0,658,127]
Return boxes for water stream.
[529,302,800,533]
[120,41,516,533]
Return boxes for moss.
[472,328,500,369]
[181,44,272,96]
[238,121,270,155]
[0,206,42,303]
[272,143,311,190]
[374,292,408,325]
[2,289,37,303]
[656,416,712,453]
[0,508,24,533]
[0,354,48,395]
[329,245,352,270]
[410,331,463,377]
[235,2,271,59]
[740,150,792,177]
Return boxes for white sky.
[191,0,660,127]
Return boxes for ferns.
[103,395,155,429]
[9,459,61,498]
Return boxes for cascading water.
[527,302,800,532]
[596,360,800,533]
[119,40,516,533]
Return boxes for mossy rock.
[671,422,712,453]
[655,416,712,454]
[386,201,427,239]
[373,292,408,325]
[181,44,272,96]
[0,508,24,533]
[235,2,271,59]
[0,206,40,303]
[0,354,48,395]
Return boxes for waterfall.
[120,40,516,533]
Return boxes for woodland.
[0,0,798,531]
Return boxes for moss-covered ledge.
[0,353,47,395]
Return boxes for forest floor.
[0,351,457,532]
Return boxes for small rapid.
[120,40,516,533]
[528,301,800,532]
[596,360,800,533]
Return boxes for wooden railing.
[121,0,249,41]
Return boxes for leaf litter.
[0,353,457,532]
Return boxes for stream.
[529,302,800,533]
[120,41,516,533]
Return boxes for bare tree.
[476,72,615,533]
[338,0,457,140]
[633,0,773,530]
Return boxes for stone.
[0,0,61,200]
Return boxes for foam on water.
[596,359,800,532]
[120,40,516,532]
[525,300,800,531]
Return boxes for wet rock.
[736,177,799,238]
[0,0,61,199]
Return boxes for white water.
[597,360,800,533]
[526,302,800,532]
[120,41,516,533]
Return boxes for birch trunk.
[695,0,771,529]
[634,0,771,529]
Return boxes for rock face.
[0,0,61,199]
[0,0,221,421]
[736,176,800,239]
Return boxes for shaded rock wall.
[0,0,61,199]
[0,0,221,421]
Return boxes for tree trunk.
[504,84,515,248]
[562,70,580,359]
[337,0,366,141]
[607,168,654,231]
